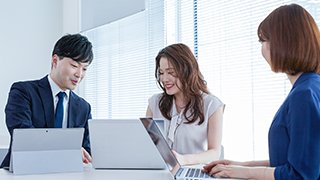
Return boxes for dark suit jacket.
[0,76,91,168]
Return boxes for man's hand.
[82,147,92,164]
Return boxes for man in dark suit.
[1,34,93,168]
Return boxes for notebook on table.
[88,119,166,169]
[10,128,84,175]
[140,117,237,180]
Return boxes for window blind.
[82,0,164,119]
[173,0,319,160]
[81,0,320,160]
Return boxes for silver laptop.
[140,118,231,180]
[10,128,84,175]
[88,119,166,169]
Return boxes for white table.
[0,165,174,180]
[0,146,8,163]
[0,135,9,163]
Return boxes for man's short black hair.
[52,34,93,64]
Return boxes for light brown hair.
[258,4,320,75]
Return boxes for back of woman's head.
[257,3,320,75]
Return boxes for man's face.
[51,55,90,90]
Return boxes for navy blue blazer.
[1,76,91,168]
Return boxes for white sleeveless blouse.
[148,93,224,154]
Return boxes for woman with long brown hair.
[146,43,225,165]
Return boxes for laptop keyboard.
[185,168,212,179]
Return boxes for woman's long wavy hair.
[155,43,209,125]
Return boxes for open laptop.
[140,118,232,180]
[10,128,84,175]
[88,119,166,169]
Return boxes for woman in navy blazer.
[1,34,94,168]
[203,4,320,179]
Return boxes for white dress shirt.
[48,75,70,128]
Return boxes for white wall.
[0,0,71,141]
[0,0,139,143]
[80,0,145,31]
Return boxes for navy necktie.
[55,92,66,128]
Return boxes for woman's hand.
[203,160,251,179]
[205,164,251,179]
[203,159,238,170]
[203,160,271,179]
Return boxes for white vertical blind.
[195,0,291,161]
[82,0,164,119]
[171,0,320,160]
[81,0,320,160]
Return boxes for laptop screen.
[140,118,181,174]
[10,128,84,174]
[88,119,166,169]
